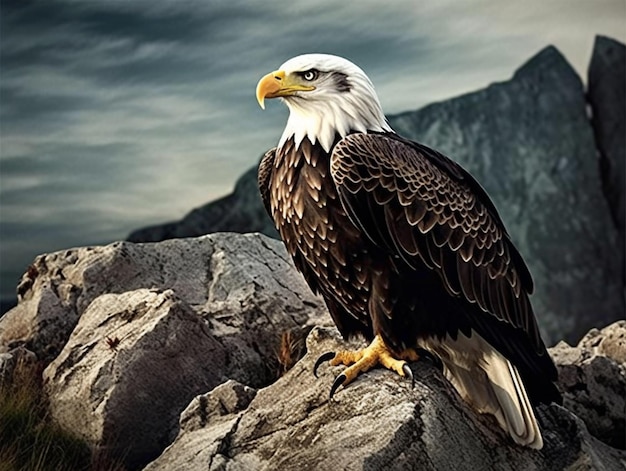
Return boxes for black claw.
[403,364,415,389]
[313,351,336,378]
[329,373,346,399]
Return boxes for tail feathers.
[481,349,543,449]
[423,331,543,449]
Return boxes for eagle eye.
[301,69,319,81]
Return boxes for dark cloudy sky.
[1,0,624,304]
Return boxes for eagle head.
[256,54,391,152]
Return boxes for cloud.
[1,0,625,300]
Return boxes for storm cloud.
[1,0,624,303]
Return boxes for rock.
[128,164,279,243]
[145,380,258,470]
[389,46,623,345]
[1,233,328,470]
[178,380,257,434]
[2,271,82,362]
[588,35,625,287]
[550,321,626,449]
[43,288,228,470]
[145,326,626,471]
[0,233,329,379]
[3,231,625,469]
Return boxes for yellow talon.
[315,335,418,397]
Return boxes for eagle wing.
[258,144,374,338]
[330,133,546,359]
[258,147,276,218]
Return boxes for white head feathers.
[276,54,392,152]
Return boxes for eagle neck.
[278,94,392,153]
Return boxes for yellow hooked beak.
[256,70,315,109]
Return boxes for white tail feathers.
[481,347,542,448]
[421,330,543,449]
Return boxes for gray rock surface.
[126,43,625,347]
[128,165,278,243]
[0,233,328,470]
[389,46,623,345]
[2,232,625,470]
[551,321,626,450]
[149,380,259,470]
[0,233,329,378]
[178,380,257,434]
[588,35,625,287]
[145,326,626,471]
[44,288,228,470]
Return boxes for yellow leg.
[314,335,418,397]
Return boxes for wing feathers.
[258,148,277,219]
[405,199,428,226]
[417,211,439,233]
[331,133,543,352]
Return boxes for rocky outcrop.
[44,288,228,469]
[145,325,626,471]
[588,35,625,287]
[551,321,626,450]
[0,233,329,469]
[127,40,625,347]
[0,233,327,368]
[127,165,278,243]
[0,345,37,385]
[2,234,625,470]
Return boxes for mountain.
[128,165,278,243]
[128,38,626,345]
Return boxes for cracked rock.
[1,233,330,470]
[145,327,626,471]
[588,36,626,262]
[550,320,626,449]
[43,288,228,470]
[179,380,257,434]
[0,233,330,383]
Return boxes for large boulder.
[0,233,328,372]
[2,233,625,470]
[128,165,278,243]
[551,321,626,450]
[1,233,330,469]
[588,35,625,288]
[145,326,626,471]
[389,46,623,345]
[43,288,228,469]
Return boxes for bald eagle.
[256,54,560,449]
